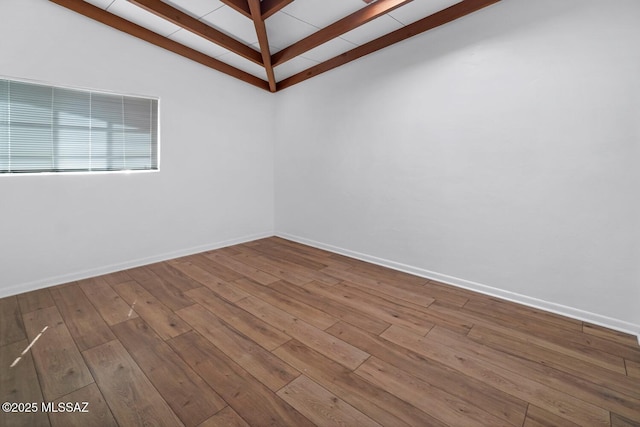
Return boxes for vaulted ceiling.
[50,0,501,92]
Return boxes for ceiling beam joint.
[128,0,263,65]
[277,0,502,91]
[247,0,277,92]
[48,0,270,91]
[272,0,414,67]
[220,0,294,20]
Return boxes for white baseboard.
[276,232,640,341]
[0,231,273,299]
[5,229,638,343]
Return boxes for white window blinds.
[0,78,158,174]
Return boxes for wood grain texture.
[126,265,196,310]
[0,340,49,427]
[523,405,582,427]
[346,259,428,287]
[356,356,514,427]
[144,262,203,292]
[611,413,640,427]
[307,281,434,334]
[231,250,313,286]
[438,301,629,372]
[78,277,138,325]
[169,331,314,427]
[267,238,347,266]
[327,321,528,426]
[583,323,640,348]
[382,325,611,426]
[421,280,471,307]
[111,280,192,340]
[100,271,133,287]
[233,278,338,330]
[83,340,183,427]
[421,302,476,334]
[464,299,638,364]
[451,326,640,417]
[22,306,93,401]
[169,261,250,302]
[465,296,582,332]
[182,253,244,281]
[206,252,279,285]
[338,278,434,314]
[249,247,340,285]
[111,317,224,426]
[236,295,370,370]
[50,284,115,351]
[176,304,299,391]
[626,359,640,379]
[468,324,640,400]
[246,241,329,271]
[270,280,391,334]
[0,296,26,347]
[17,288,55,314]
[185,286,291,350]
[198,407,250,427]
[1,236,637,427]
[273,339,445,427]
[440,326,640,423]
[49,383,117,427]
[277,375,382,427]
[321,267,435,307]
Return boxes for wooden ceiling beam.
[218,0,251,19]
[128,0,263,65]
[272,0,413,67]
[277,0,501,91]
[220,0,293,20]
[49,0,270,91]
[261,0,294,20]
[247,0,277,92]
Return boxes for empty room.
[1,0,639,426]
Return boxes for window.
[0,77,159,174]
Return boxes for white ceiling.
[83,0,463,82]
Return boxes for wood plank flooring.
[1,237,639,426]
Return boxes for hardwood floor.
[1,237,639,426]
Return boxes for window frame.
[0,75,161,176]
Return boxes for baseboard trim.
[276,231,640,340]
[0,231,273,299]
[5,230,638,342]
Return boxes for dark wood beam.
[261,0,294,19]
[277,0,501,91]
[49,0,269,91]
[247,0,276,92]
[220,0,293,20]
[128,0,263,65]
[219,0,251,19]
[272,0,413,67]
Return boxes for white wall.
[275,0,640,333]
[0,0,275,296]
[2,0,638,335]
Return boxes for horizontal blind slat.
[0,78,158,174]
[0,80,10,171]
